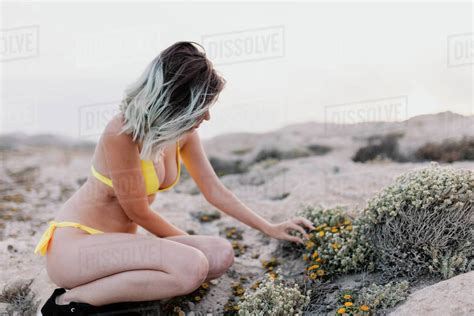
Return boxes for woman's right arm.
[102,125,188,237]
[136,210,189,237]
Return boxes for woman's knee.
[177,249,209,293]
[46,255,77,289]
[211,238,234,275]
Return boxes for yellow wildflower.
[346,225,353,231]
[201,282,209,289]
[331,243,341,250]
[316,257,322,262]
[343,219,351,225]
[319,231,325,237]
[344,302,353,307]
[312,251,319,258]
[307,264,320,271]
[316,270,325,276]
[303,254,309,261]
[305,240,315,249]
[331,227,338,233]
[174,307,186,316]
[337,307,346,314]
[360,305,369,311]
[316,223,327,230]
[194,296,201,301]
[309,272,317,279]
[343,294,352,300]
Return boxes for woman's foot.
[55,292,69,305]
[41,288,145,315]
[40,288,95,315]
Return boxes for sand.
[0,111,473,314]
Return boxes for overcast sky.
[1,1,472,142]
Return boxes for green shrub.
[297,205,373,280]
[232,147,254,156]
[283,164,472,315]
[415,137,474,163]
[356,281,410,310]
[209,156,248,176]
[254,147,311,163]
[334,281,409,315]
[237,269,311,316]
[307,144,332,155]
[352,133,406,163]
[360,162,474,279]
[253,144,331,164]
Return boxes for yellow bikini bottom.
[34,221,104,256]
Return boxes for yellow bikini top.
[91,141,181,195]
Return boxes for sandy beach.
[1,111,473,315]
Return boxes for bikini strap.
[34,221,104,256]
[91,165,113,187]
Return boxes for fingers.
[284,234,304,245]
[293,217,316,231]
[287,222,309,239]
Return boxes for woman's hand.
[265,217,316,245]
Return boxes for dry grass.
[415,137,474,163]
[0,279,40,315]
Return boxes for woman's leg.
[46,228,209,305]
[164,235,235,281]
[58,269,197,306]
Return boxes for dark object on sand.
[415,137,474,163]
[352,133,405,163]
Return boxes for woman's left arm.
[180,130,316,244]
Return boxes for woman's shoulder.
[179,129,198,149]
[103,113,125,133]
[100,113,136,150]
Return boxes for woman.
[35,41,315,315]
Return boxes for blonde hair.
[119,41,226,160]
